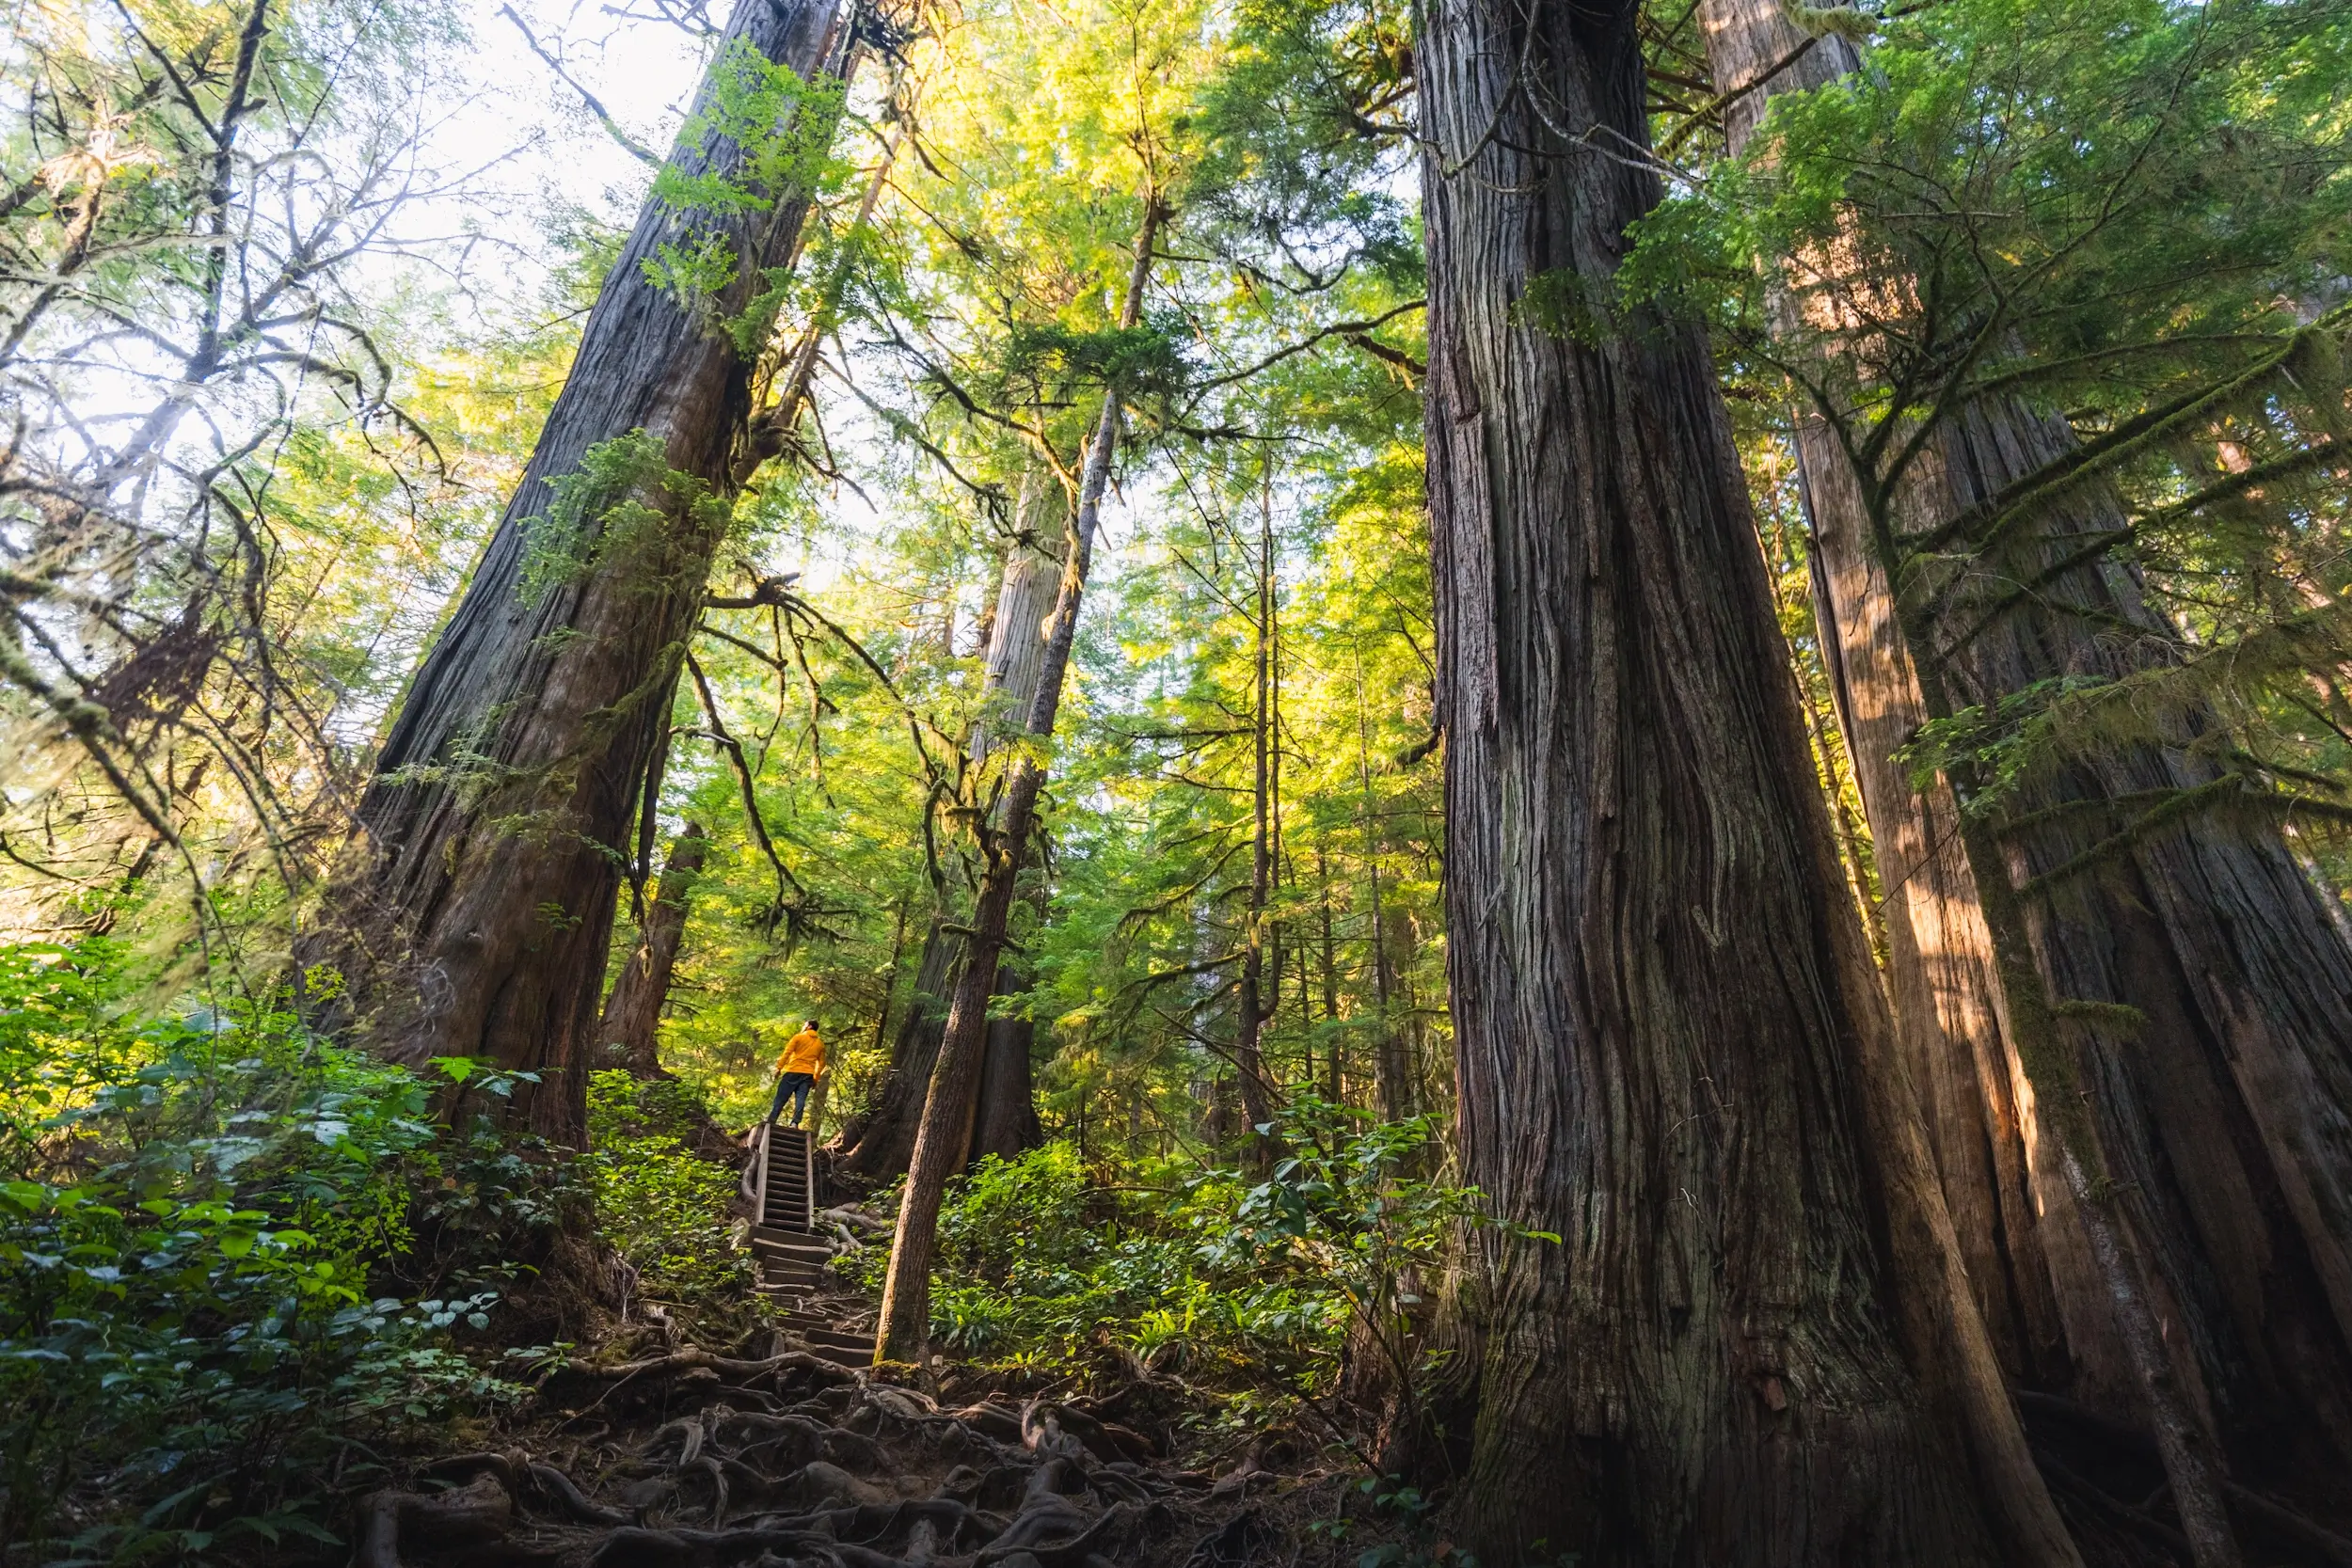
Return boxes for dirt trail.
[357,1343,1295,1568]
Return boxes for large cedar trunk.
[311,0,850,1143]
[1416,0,2010,1557]
[834,481,1063,1179]
[1932,404,2352,1498]
[595,823,709,1076]
[1698,0,2118,1407]
[1698,0,2352,1507]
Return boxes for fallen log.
[359,1472,514,1568]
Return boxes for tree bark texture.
[596,822,709,1076]
[1936,400,2352,1500]
[1699,0,2118,1410]
[1415,0,2010,1558]
[313,0,851,1143]
[834,480,1065,1180]
[1700,0,2352,1505]
[873,200,1162,1366]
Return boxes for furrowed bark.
[1415,0,2002,1557]
[834,476,1066,1180]
[1700,0,2121,1420]
[597,822,709,1076]
[1698,0,2352,1518]
[873,198,1164,1368]
[1692,7,2083,1560]
[311,0,853,1142]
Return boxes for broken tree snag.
[599,822,710,1076]
[1413,0,2013,1558]
[310,0,855,1143]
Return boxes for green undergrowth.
[843,1099,1494,1444]
[0,940,587,1561]
[583,1069,761,1338]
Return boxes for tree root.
[558,1347,856,1386]
[529,1458,632,1526]
[370,1340,1261,1568]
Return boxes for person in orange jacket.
[763,1019,826,1127]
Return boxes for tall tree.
[1695,0,2112,1408]
[874,195,1166,1366]
[1230,484,1284,1169]
[1691,0,2352,1522]
[1411,0,2066,1558]
[310,0,855,1140]
[834,476,1063,1178]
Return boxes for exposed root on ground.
[355,1341,1333,1568]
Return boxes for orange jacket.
[774,1028,825,1078]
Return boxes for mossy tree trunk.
[1698,0,2352,1513]
[1414,0,2055,1557]
[311,0,852,1143]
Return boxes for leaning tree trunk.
[311,0,851,1143]
[1414,0,2049,1558]
[1698,0,2352,1509]
[596,822,709,1076]
[834,476,1065,1179]
[873,198,1163,1367]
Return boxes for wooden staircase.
[750,1123,875,1369]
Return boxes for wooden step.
[757,1129,814,1230]
[751,1122,860,1339]
[758,1253,831,1277]
[763,1271,827,1293]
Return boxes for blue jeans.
[767,1071,815,1126]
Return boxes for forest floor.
[357,1338,1343,1568]
[348,1146,1380,1568]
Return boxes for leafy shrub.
[0,941,533,1560]
[584,1069,755,1320]
[849,1096,1497,1400]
